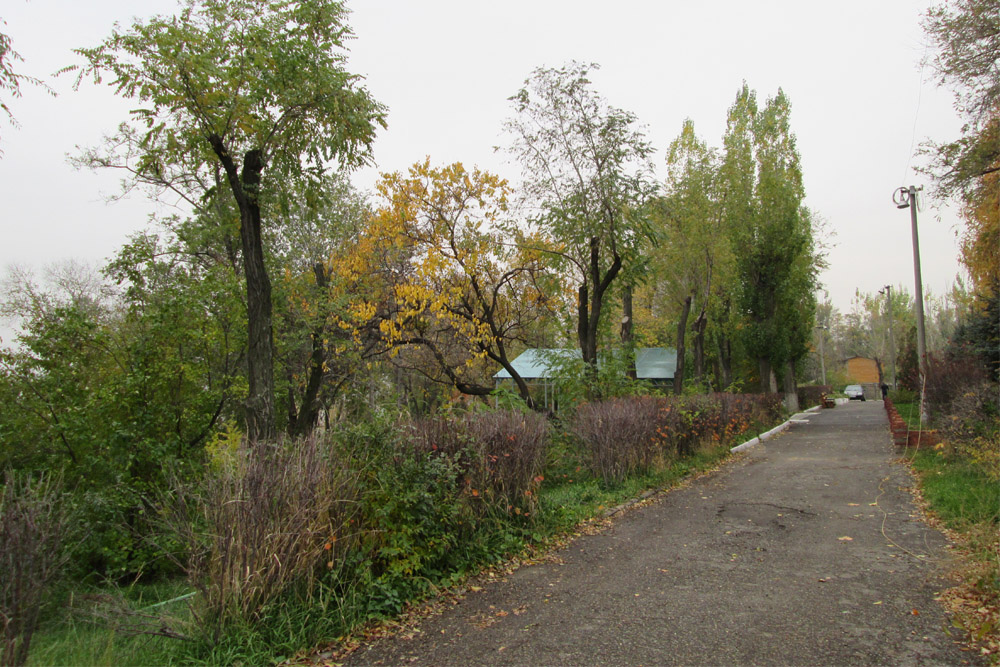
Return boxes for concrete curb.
[730,405,821,454]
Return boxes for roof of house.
[493,347,677,380]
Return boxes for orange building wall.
[845,356,880,383]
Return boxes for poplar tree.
[721,85,820,401]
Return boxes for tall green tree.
[0,252,243,576]
[72,0,386,439]
[651,119,727,392]
[922,0,999,380]
[721,85,820,401]
[504,62,656,385]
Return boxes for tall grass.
[162,434,359,647]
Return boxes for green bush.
[355,409,548,617]
[888,388,917,404]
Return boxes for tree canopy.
[503,62,657,384]
[72,0,387,438]
[922,0,999,299]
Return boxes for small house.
[493,347,677,409]
[844,356,880,384]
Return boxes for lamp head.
[893,187,911,209]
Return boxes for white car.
[844,384,866,401]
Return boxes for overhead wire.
[901,1,936,188]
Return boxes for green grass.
[537,443,734,534]
[908,449,1000,528]
[27,579,194,667]
[906,447,1000,651]
[893,401,927,430]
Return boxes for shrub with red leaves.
[403,410,548,512]
[571,393,782,484]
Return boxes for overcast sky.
[0,0,967,339]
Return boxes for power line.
[901,2,934,186]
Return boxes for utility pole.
[878,285,898,390]
[894,185,928,424]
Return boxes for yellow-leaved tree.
[340,160,555,408]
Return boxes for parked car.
[844,384,866,401]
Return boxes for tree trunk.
[718,335,733,390]
[208,134,276,442]
[692,308,707,387]
[577,237,622,395]
[674,295,692,395]
[491,339,536,410]
[759,357,776,394]
[289,262,329,437]
[577,283,592,364]
[286,364,298,430]
[783,358,800,412]
[621,285,636,380]
[238,149,276,441]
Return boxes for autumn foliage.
[571,393,782,484]
[402,409,549,513]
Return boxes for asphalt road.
[343,401,980,666]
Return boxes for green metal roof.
[493,348,676,380]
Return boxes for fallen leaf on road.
[874,601,883,605]
[848,503,860,506]
[912,609,920,616]
[838,536,853,541]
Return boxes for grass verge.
[907,448,1000,660]
[894,402,926,430]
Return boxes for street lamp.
[877,285,897,391]
[893,185,928,424]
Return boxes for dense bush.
[354,409,548,617]
[888,388,917,404]
[570,397,664,484]
[924,353,990,419]
[399,409,548,512]
[571,393,783,484]
[938,381,1000,482]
